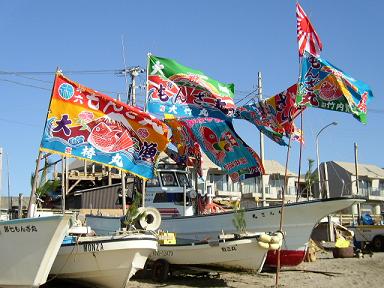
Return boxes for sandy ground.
[45,251,384,288]
[129,251,384,288]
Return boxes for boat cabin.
[145,164,195,217]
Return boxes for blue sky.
[0,0,383,197]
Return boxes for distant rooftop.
[331,161,384,179]
[263,160,297,176]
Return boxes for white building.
[318,161,384,215]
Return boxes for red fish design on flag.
[88,122,135,153]
[200,126,239,162]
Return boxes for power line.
[0,78,50,91]
[234,88,258,105]
[0,117,40,127]
[0,76,126,96]
[0,70,52,84]
[0,69,121,75]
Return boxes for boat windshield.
[160,172,178,187]
[176,172,191,188]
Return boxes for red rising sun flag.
[296,2,323,57]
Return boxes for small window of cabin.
[176,172,191,188]
[160,172,178,187]
[153,192,168,203]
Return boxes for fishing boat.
[86,167,365,267]
[148,231,281,281]
[0,215,71,288]
[50,231,158,288]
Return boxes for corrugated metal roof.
[332,161,384,179]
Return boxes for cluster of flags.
[39,2,373,181]
[295,2,373,124]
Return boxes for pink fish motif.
[319,80,343,101]
[88,122,134,153]
[200,127,227,161]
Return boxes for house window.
[358,179,372,196]
[379,180,384,190]
[270,174,284,189]
[242,177,261,194]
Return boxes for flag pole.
[145,53,151,113]
[28,68,61,217]
[296,112,303,201]
[275,135,292,288]
[295,46,304,201]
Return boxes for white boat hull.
[0,215,71,288]
[87,198,363,267]
[150,234,268,272]
[50,233,158,288]
[160,198,363,266]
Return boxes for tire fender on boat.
[137,207,162,231]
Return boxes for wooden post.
[183,184,187,216]
[324,162,334,241]
[61,156,66,214]
[108,166,112,186]
[84,160,87,177]
[142,179,146,208]
[65,157,69,197]
[275,136,291,288]
[194,168,198,214]
[121,172,127,215]
[27,151,43,217]
[354,142,361,224]
[18,193,23,219]
[53,162,57,179]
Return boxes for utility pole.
[7,152,11,214]
[354,142,361,224]
[257,72,266,207]
[0,148,2,216]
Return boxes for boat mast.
[257,72,266,207]
[275,135,291,287]
[27,151,43,217]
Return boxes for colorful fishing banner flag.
[235,104,288,146]
[181,117,264,182]
[296,2,323,57]
[235,84,305,145]
[297,52,373,124]
[164,117,202,176]
[40,72,170,179]
[265,83,305,136]
[290,124,305,144]
[147,54,235,119]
